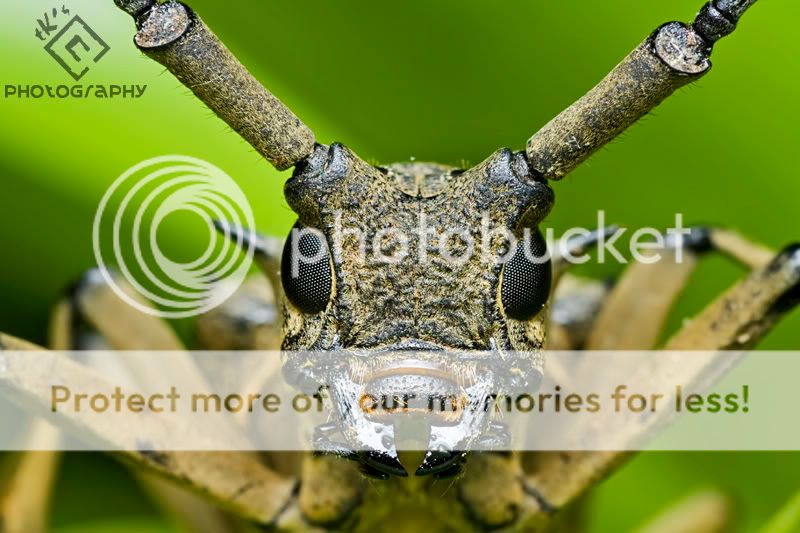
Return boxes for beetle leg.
[212,221,285,306]
[547,225,620,351]
[294,455,366,529]
[0,329,61,533]
[0,281,154,533]
[113,0,316,171]
[526,0,760,180]
[61,269,317,530]
[546,275,613,352]
[0,278,148,533]
[516,242,800,529]
[664,243,800,350]
[196,275,282,352]
[530,227,689,524]
[195,232,372,527]
[0,429,61,533]
[201,225,286,417]
[68,269,231,418]
[193,264,302,479]
[583,228,713,351]
[456,452,527,530]
[0,333,300,528]
[552,226,777,352]
[705,227,775,269]
[69,268,184,351]
[551,225,620,284]
[58,269,318,531]
[191,256,369,528]
[585,226,795,351]
[634,489,734,533]
[59,270,248,533]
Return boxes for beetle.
[1,0,799,531]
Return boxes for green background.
[1,0,798,530]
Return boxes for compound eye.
[500,228,552,320]
[281,225,333,314]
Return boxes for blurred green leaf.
[760,491,800,533]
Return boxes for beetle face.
[282,142,554,352]
[280,142,554,476]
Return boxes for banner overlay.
[0,350,794,452]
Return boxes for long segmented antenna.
[115,0,316,170]
[526,0,761,180]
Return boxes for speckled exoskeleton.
[2,0,799,531]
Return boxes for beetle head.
[282,142,554,353]
[277,143,554,477]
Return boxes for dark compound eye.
[281,225,333,314]
[500,228,552,320]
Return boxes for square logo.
[37,8,110,81]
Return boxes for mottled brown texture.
[135,2,315,170]
[282,143,554,355]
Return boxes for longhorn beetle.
[1,0,798,531]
